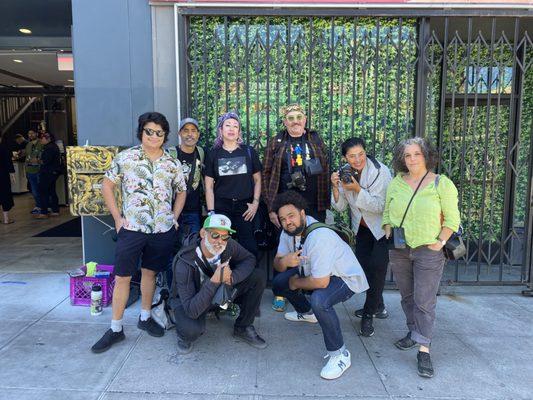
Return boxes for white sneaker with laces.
[320,350,351,380]
[284,311,318,323]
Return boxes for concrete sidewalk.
[0,272,532,400]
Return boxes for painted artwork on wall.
[67,146,121,216]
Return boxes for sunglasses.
[143,128,165,138]
[286,114,304,122]
[208,230,231,241]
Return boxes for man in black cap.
[170,118,205,241]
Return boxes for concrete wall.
[72,0,155,263]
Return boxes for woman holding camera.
[382,137,460,378]
[331,137,392,338]
[204,112,262,257]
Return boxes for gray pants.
[389,246,445,346]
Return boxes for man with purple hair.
[204,112,262,257]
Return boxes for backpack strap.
[301,222,329,246]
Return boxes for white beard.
[204,238,226,256]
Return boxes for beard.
[204,237,227,256]
[284,215,306,237]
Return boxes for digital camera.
[287,171,307,191]
[338,163,358,184]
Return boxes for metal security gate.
[178,11,533,286]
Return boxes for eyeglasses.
[208,230,231,241]
[286,114,304,122]
[143,128,165,138]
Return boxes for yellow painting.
[67,146,121,216]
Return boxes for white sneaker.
[284,311,318,323]
[320,350,351,380]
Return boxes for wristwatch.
[439,238,447,246]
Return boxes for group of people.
[0,130,62,224]
[90,106,460,381]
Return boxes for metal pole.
[413,17,430,138]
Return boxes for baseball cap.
[203,214,236,233]
[178,117,199,132]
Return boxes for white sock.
[111,319,123,332]
[140,309,151,321]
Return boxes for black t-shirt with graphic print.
[278,134,318,208]
[205,145,262,200]
[176,148,202,212]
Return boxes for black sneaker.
[91,328,125,353]
[354,307,389,319]
[417,351,434,378]
[359,314,375,337]
[137,317,164,337]
[394,332,417,350]
[176,336,193,355]
[233,326,267,349]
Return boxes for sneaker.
[359,314,375,337]
[137,317,165,337]
[354,307,389,319]
[30,208,40,215]
[91,329,125,353]
[176,336,193,355]
[320,350,351,380]
[284,311,318,323]
[272,296,287,312]
[417,351,434,378]
[233,326,267,349]
[394,332,417,350]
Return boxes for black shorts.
[114,227,178,277]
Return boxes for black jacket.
[171,233,256,319]
[40,142,61,174]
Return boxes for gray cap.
[178,117,199,132]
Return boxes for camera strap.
[360,155,381,190]
[399,171,429,228]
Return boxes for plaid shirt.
[262,129,330,212]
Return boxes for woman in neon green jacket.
[383,137,460,379]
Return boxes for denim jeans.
[272,268,355,352]
[26,172,41,208]
[177,211,202,244]
[164,212,202,286]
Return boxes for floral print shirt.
[105,146,187,234]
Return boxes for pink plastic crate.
[70,265,115,307]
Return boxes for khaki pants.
[389,246,446,346]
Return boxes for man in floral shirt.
[92,112,187,353]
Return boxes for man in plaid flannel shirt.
[262,104,330,226]
[262,104,330,313]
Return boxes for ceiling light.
[19,28,32,34]
[13,59,23,63]
[67,79,74,82]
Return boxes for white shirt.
[277,216,369,294]
[331,157,392,240]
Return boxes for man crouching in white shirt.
[271,190,369,380]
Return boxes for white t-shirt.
[277,216,369,294]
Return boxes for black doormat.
[33,217,82,238]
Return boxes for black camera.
[287,171,306,191]
[338,163,358,184]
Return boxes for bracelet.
[252,198,260,204]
